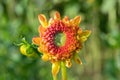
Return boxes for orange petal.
[62,16,70,26]
[38,26,46,37]
[32,37,41,45]
[54,11,61,20]
[62,16,69,22]
[74,16,81,25]
[52,61,60,77]
[38,14,48,28]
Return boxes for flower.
[32,11,91,79]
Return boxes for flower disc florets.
[41,20,78,60]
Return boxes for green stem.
[53,75,57,80]
[61,61,67,80]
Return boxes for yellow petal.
[54,11,61,20]
[48,18,54,26]
[38,14,48,28]
[79,30,91,42]
[73,54,82,64]
[80,36,87,42]
[42,54,49,62]
[80,30,91,37]
[32,37,41,45]
[65,59,72,68]
[73,16,81,26]
[52,61,60,77]
[70,16,81,27]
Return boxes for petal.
[79,30,91,42]
[42,54,49,61]
[77,28,82,34]
[62,16,69,22]
[52,61,60,77]
[70,16,81,27]
[79,36,87,42]
[38,26,46,37]
[54,11,61,20]
[62,16,70,26]
[65,59,72,68]
[73,54,82,64]
[73,16,81,26]
[48,18,54,26]
[80,30,91,37]
[38,14,48,28]
[32,37,41,45]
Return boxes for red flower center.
[42,21,77,60]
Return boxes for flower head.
[32,11,91,78]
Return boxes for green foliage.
[0,0,120,80]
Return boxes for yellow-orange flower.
[32,11,91,78]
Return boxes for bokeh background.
[0,0,120,80]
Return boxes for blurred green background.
[0,0,120,80]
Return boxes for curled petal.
[32,37,41,45]
[70,16,81,27]
[52,61,60,77]
[42,54,49,61]
[73,54,82,64]
[80,36,87,42]
[38,14,48,28]
[74,16,81,25]
[80,30,91,37]
[54,11,61,20]
[79,30,91,42]
[65,59,72,68]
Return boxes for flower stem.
[61,61,67,80]
[53,75,57,80]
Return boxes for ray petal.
[42,54,49,61]
[78,30,91,42]
[62,16,70,26]
[80,30,91,37]
[73,54,82,64]
[54,11,61,20]
[38,14,48,28]
[52,61,60,77]
[38,26,46,37]
[70,16,81,27]
[65,59,72,68]
[74,16,81,25]
[32,37,41,45]
[48,18,54,26]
